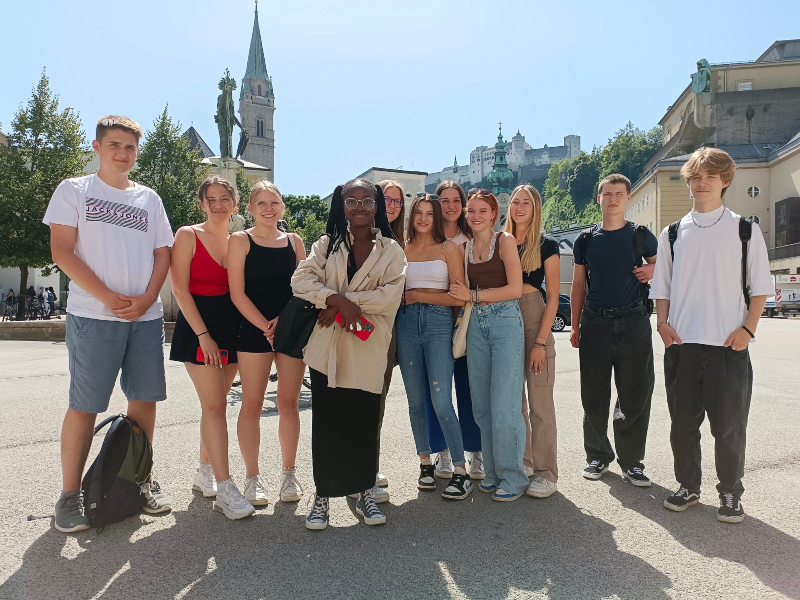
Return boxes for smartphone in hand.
[334,313,375,341]
[196,347,229,365]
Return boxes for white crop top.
[406,260,449,290]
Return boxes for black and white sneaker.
[623,467,651,487]
[582,460,609,480]
[663,487,700,512]
[418,464,437,490]
[442,472,472,500]
[356,489,386,526]
[305,495,329,530]
[717,493,744,524]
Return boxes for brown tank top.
[468,233,508,289]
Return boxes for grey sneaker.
[355,489,386,525]
[349,484,389,504]
[141,480,172,514]
[54,491,90,533]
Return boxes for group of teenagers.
[46,116,773,534]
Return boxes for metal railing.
[768,243,800,261]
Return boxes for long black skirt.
[310,369,380,497]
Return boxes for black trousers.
[579,302,654,470]
[664,343,753,496]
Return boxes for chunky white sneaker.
[468,452,485,480]
[349,484,389,504]
[306,495,329,530]
[435,450,453,479]
[280,470,303,502]
[524,466,535,478]
[376,472,389,488]
[213,479,255,520]
[192,462,217,498]
[526,475,558,499]
[244,474,270,507]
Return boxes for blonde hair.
[198,175,238,213]
[680,147,736,197]
[96,115,143,144]
[504,184,543,272]
[249,180,284,216]
[377,179,406,243]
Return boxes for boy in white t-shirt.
[650,148,774,524]
[43,116,175,533]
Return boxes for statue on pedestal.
[215,69,243,158]
[691,59,711,94]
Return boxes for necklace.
[473,235,492,261]
[691,207,726,229]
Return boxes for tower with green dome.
[488,124,515,196]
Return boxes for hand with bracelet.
[529,336,548,374]
[196,329,223,368]
[656,319,682,348]
[724,324,755,352]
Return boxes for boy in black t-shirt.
[570,174,658,487]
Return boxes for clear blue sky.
[1,0,797,196]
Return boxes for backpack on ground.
[81,414,153,529]
[668,215,757,308]
[577,224,654,311]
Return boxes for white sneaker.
[243,474,269,507]
[376,472,389,488]
[349,484,389,504]
[526,475,558,499]
[213,479,255,520]
[280,470,303,502]
[192,462,217,498]
[524,466,535,478]
[469,452,485,480]
[435,450,453,479]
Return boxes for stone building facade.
[425,128,580,192]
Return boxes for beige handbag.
[452,244,472,359]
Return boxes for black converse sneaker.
[717,493,745,524]
[582,460,609,480]
[442,472,472,500]
[623,467,652,487]
[356,489,386,526]
[663,487,700,512]
[418,464,436,490]
[305,494,329,530]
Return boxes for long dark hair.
[406,194,446,245]
[325,178,396,258]
[435,180,472,237]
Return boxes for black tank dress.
[237,232,297,353]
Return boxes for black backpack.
[81,414,153,530]
[577,224,654,312]
[668,215,756,308]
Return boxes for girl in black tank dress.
[228,181,307,505]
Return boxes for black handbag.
[272,296,320,360]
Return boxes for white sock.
[420,456,432,466]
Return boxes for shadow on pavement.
[602,474,800,599]
[1,488,673,600]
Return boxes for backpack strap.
[739,216,755,309]
[667,220,681,261]
[577,226,595,287]
[633,225,647,268]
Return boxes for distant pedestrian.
[43,115,174,533]
[292,178,406,530]
[651,148,774,524]
[570,174,658,489]
[228,180,307,507]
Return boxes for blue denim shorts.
[66,315,167,413]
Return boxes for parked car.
[551,294,571,332]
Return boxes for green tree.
[287,213,327,252]
[0,70,88,318]
[131,105,209,231]
[599,122,662,183]
[283,194,328,228]
[235,166,254,227]
[567,151,601,202]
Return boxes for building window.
[748,186,760,198]
[738,81,754,91]
[258,84,262,96]
[256,118,264,137]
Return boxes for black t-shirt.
[573,222,657,308]
[519,235,560,292]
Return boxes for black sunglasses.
[467,188,492,198]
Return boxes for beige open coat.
[291,230,407,395]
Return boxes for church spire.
[244,2,270,81]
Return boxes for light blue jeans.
[396,302,466,465]
[466,299,528,494]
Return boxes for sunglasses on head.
[467,188,492,198]
[415,193,440,200]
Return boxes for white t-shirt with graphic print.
[43,174,174,322]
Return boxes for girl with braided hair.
[291,178,406,530]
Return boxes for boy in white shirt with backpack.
[650,147,774,524]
